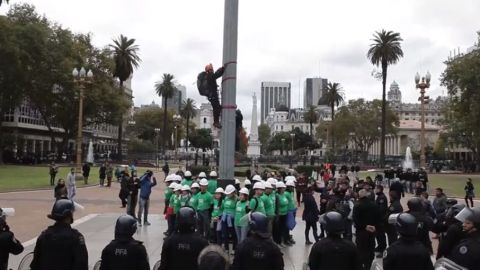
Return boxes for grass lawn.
[360,171,480,198]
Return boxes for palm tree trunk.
[331,104,335,155]
[380,63,387,168]
[117,80,124,162]
[163,98,168,161]
[185,116,189,154]
[310,122,313,137]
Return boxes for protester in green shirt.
[188,183,200,210]
[166,184,182,236]
[207,171,218,195]
[181,170,194,187]
[222,185,238,253]
[262,181,276,236]
[212,187,225,245]
[285,179,297,245]
[275,182,292,246]
[249,182,266,215]
[164,182,176,236]
[180,185,191,207]
[197,179,214,239]
[235,188,250,243]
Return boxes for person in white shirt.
[66,168,77,200]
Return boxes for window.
[281,125,283,131]
[203,117,207,124]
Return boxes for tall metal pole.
[420,90,426,168]
[76,84,84,178]
[219,0,239,186]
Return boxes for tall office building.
[260,82,291,124]
[162,84,186,113]
[304,77,328,108]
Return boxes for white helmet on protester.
[198,172,207,178]
[285,175,297,183]
[168,183,177,189]
[264,182,273,189]
[184,171,192,177]
[173,184,182,191]
[215,187,225,194]
[239,188,249,195]
[276,182,286,189]
[165,174,175,182]
[225,185,236,195]
[286,180,295,187]
[191,183,200,189]
[235,179,240,185]
[244,179,252,186]
[267,178,277,186]
[173,174,182,182]
[210,171,218,177]
[181,185,191,191]
[253,182,265,190]
[199,178,209,186]
[252,175,262,181]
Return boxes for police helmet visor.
[454,207,473,223]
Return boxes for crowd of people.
[1,164,480,270]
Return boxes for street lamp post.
[72,67,93,182]
[154,128,161,170]
[281,138,285,156]
[290,133,295,168]
[415,71,431,168]
[173,114,181,162]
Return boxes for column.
[40,140,44,157]
[398,136,402,156]
[32,139,36,154]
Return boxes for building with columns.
[265,106,331,136]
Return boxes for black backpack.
[197,71,209,96]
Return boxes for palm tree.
[303,106,318,137]
[110,35,140,161]
[155,73,177,157]
[319,82,344,153]
[180,98,197,155]
[367,29,403,168]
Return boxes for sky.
[1,0,479,133]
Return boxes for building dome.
[276,104,289,112]
[388,81,402,103]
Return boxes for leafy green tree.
[319,82,344,153]
[267,128,317,154]
[180,98,197,153]
[258,124,271,154]
[367,29,403,167]
[155,73,176,156]
[441,36,480,167]
[110,34,140,161]
[303,106,318,137]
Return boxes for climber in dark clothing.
[204,64,225,129]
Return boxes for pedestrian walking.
[66,168,76,200]
[295,174,308,205]
[126,175,140,218]
[465,178,475,207]
[162,162,169,179]
[137,171,157,226]
[99,163,106,186]
[119,171,129,208]
[99,215,150,270]
[374,185,388,254]
[302,186,320,245]
[82,163,90,183]
[106,162,114,187]
[49,162,58,186]
[54,178,68,200]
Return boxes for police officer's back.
[447,207,480,270]
[100,215,149,270]
[0,209,24,270]
[159,207,209,270]
[308,211,361,270]
[30,199,88,270]
[407,197,434,253]
[436,204,466,259]
[231,212,284,270]
[383,213,433,270]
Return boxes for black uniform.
[159,232,209,270]
[389,181,404,198]
[205,67,225,125]
[231,235,284,270]
[447,232,480,270]
[383,237,433,270]
[436,222,465,259]
[353,197,380,270]
[100,239,149,270]
[375,192,388,252]
[0,228,24,270]
[30,223,88,270]
[308,235,361,270]
[385,199,403,245]
[408,210,434,254]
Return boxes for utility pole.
[219,0,239,187]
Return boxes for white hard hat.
[165,174,175,182]
[181,185,191,191]
[199,178,209,186]
[252,175,262,181]
[235,178,240,185]
[264,182,273,189]
[267,178,277,186]
[286,180,295,187]
[215,187,225,194]
[168,183,177,189]
[285,175,297,182]
[184,171,192,177]
[174,184,182,191]
[239,187,249,195]
[198,172,207,178]
[276,182,286,189]
[210,171,218,177]
[174,174,182,182]
[191,183,200,189]
[225,185,236,195]
[244,179,252,185]
[253,182,265,190]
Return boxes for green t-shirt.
[188,193,199,210]
[207,179,218,194]
[169,194,181,214]
[234,200,248,226]
[285,190,296,210]
[181,179,193,187]
[277,193,289,215]
[180,194,190,207]
[261,193,274,217]
[165,188,173,202]
[249,196,266,215]
[212,198,222,218]
[222,196,237,216]
[196,191,213,211]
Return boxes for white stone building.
[265,106,331,136]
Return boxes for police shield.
[17,252,34,270]
[153,260,161,270]
[434,258,468,270]
[370,258,383,270]
[93,260,102,270]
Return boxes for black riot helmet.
[48,199,75,221]
[320,211,345,235]
[455,206,480,229]
[407,197,424,212]
[0,208,6,230]
[248,212,269,238]
[176,207,197,233]
[395,213,418,237]
[115,215,137,240]
[446,204,465,221]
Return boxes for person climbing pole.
[197,63,225,128]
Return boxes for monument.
[247,93,261,167]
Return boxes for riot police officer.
[383,213,434,270]
[436,204,466,259]
[407,197,434,254]
[30,199,88,270]
[100,215,150,270]
[231,212,284,270]
[159,207,209,270]
[446,207,480,269]
[0,208,24,270]
[308,211,361,270]
[385,190,403,245]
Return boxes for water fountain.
[86,140,94,164]
[403,146,414,170]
